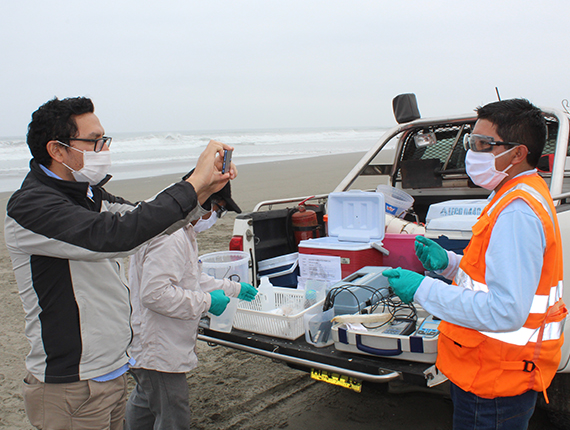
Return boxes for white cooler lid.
[426,199,488,224]
[327,190,385,242]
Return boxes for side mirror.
[393,93,421,124]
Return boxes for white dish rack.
[233,287,324,340]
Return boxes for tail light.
[229,236,243,251]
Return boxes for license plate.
[310,368,362,393]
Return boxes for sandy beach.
[0,153,552,429]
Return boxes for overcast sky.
[1,0,569,137]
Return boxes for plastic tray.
[233,287,324,340]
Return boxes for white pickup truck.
[198,94,570,427]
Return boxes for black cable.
[324,284,418,330]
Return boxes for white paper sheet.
[299,253,342,282]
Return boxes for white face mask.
[465,147,516,190]
[61,144,112,185]
[193,211,218,233]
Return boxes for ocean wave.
[0,127,386,192]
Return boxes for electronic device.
[414,315,441,338]
[222,149,233,174]
[328,266,392,315]
[374,317,416,336]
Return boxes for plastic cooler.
[425,199,488,254]
[257,252,299,288]
[298,191,425,277]
[298,191,386,278]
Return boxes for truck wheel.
[538,373,570,429]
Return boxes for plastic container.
[304,308,335,347]
[200,251,250,333]
[209,297,239,332]
[376,185,414,217]
[299,238,385,278]
[199,251,250,283]
[257,276,276,312]
[382,233,425,273]
[233,287,324,340]
[425,199,487,253]
[257,253,299,288]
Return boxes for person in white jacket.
[125,181,257,430]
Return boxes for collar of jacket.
[29,159,112,197]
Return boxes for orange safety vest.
[436,173,567,400]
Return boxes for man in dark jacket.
[4,96,235,430]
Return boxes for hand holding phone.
[222,149,233,174]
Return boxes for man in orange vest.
[383,99,567,430]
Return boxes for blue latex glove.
[238,282,258,301]
[414,235,449,271]
[382,268,425,304]
[209,290,230,316]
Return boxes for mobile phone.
[222,149,233,174]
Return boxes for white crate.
[233,287,324,340]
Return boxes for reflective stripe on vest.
[488,182,556,233]
[481,320,564,345]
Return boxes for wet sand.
[0,153,552,429]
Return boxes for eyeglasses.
[211,200,227,218]
[463,134,521,153]
[63,136,112,153]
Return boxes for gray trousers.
[125,368,190,430]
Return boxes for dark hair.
[27,97,94,166]
[475,98,546,167]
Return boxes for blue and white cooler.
[425,199,488,254]
[257,252,299,288]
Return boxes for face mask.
[62,147,112,185]
[193,211,218,233]
[465,147,516,190]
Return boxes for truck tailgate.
[198,322,434,386]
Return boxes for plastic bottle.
[258,276,275,312]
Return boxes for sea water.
[0,127,385,193]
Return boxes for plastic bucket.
[376,185,414,217]
[200,251,250,332]
[199,251,250,283]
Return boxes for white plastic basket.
[233,287,324,340]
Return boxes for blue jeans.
[450,383,537,430]
[125,368,190,430]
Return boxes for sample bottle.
[258,276,276,312]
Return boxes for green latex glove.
[382,268,425,304]
[238,282,258,302]
[209,290,230,316]
[414,235,449,271]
